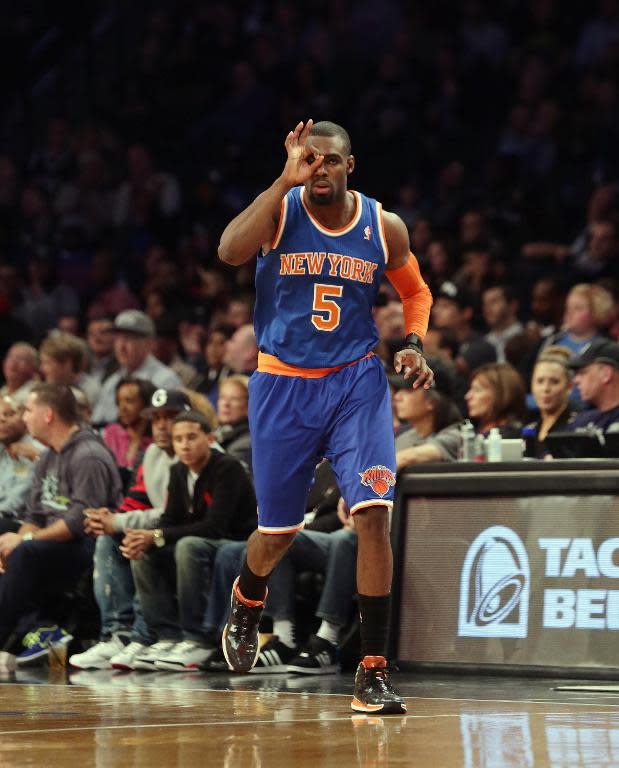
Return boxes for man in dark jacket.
[0,383,123,659]
[121,409,256,671]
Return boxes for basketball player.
[218,119,433,714]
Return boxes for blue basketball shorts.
[248,354,396,534]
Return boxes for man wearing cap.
[391,360,463,469]
[120,409,257,672]
[70,388,191,671]
[431,281,497,378]
[91,309,182,426]
[567,340,619,433]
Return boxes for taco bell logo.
[458,526,530,638]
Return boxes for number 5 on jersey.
[311,284,343,332]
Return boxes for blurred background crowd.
[0,0,618,357]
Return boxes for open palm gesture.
[282,120,324,187]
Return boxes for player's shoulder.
[379,208,409,262]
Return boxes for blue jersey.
[254,186,389,368]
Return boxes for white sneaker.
[69,636,126,670]
[134,640,178,671]
[110,641,148,671]
[154,640,215,672]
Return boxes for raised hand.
[281,120,324,187]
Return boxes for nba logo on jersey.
[359,465,396,497]
[363,225,372,240]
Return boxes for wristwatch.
[21,532,34,542]
[153,529,166,548]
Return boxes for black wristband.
[403,333,424,354]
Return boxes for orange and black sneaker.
[351,656,407,715]
[222,578,265,673]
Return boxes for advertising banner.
[398,494,619,670]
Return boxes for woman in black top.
[524,346,575,458]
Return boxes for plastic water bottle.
[459,420,475,461]
[486,427,502,462]
[474,433,486,462]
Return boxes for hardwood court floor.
[2,668,619,767]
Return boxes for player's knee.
[257,530,296,556]
[353,506,390,539]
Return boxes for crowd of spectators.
[0,0,619,673]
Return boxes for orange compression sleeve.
[385,253,433,339]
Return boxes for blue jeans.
[202,541,247,635]
[0,536,95,647]
[132,537,227,643]
[267,528,358,626]
[93,534,156,645]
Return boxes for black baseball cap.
[388,357,454,397]
[142,388,191,417]
[435,281,475,310]
[568,340,619,371]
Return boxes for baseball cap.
[114,309,155,337]
[142,388,191,417]
[568,340,619,370]
[388,357,454,397]
[435,281,475,310]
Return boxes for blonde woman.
[523,347,575,458]
[543,283,614,356]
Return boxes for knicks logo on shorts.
[358,465,396,497]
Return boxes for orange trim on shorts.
[257,351,374,378]
[350,499,394,515]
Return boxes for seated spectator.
[431,281,497,378]
[0,342,39,405]
[154,314,200,388]
[91,310,182,426]
[482,284,523,363]
[391,364,463,470]
[103,378,155,487]
[567,340,619,432]
[196,325,234,407]
[214,375,251,474]
[85,317,118,387]
[121,409,256,672]
[223,323,258,375]
[0,384,122,663]
[39,331,100,413]
[542,283,613,356]
[69,388,191,671]
[464,362,526,438]
[523,347,575,458]
[0,396,42,534]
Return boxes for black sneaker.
[287,634,340,675]
[222,579,264,673]
[351,656,407,715]
[249,636,297,674]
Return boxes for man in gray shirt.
[91,310,182,426]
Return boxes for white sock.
[316,620,340,647]
[273,619,295,648]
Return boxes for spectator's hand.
[8,442,40,462]
[120,529,154,560]
[336,497,355,530]
[394,349,434,388]
[282,120,325,187]
[0,532,23,566]
[84,507,115,536]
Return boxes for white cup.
[501,439,524,461]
